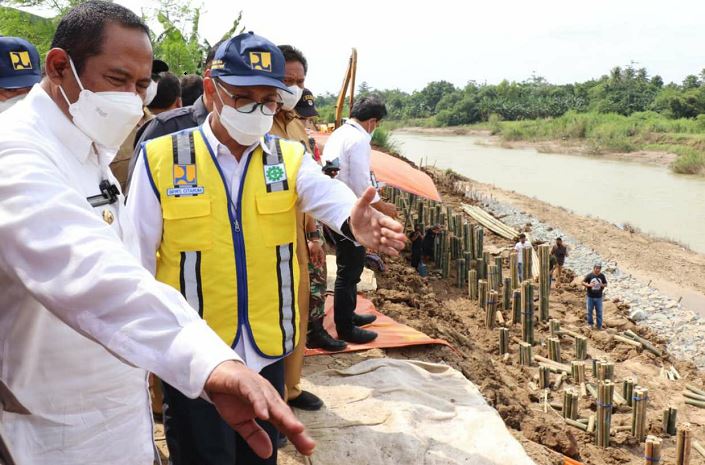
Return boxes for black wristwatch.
[306,230,322,241]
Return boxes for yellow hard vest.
[144,127,303,358]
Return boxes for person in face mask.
[126,31,407,465]
[0,36,42,114]
[0,4,319,464]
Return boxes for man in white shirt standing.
[127,33,406,465]
[322,96,398,344]
[514,233,533,281]
[0,3,315,464]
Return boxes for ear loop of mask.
[58,56,85,106]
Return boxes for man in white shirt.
[322,95,397,344]
[0,3,314,464]
[514,233,533,281]
[127,33,406,464]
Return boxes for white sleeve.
[0,144,239,399]
[296,152,357,233]
[125,149,163,275]
[347,139,381,202]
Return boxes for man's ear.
[44,48,71,86]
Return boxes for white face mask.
[143,79,158,106]
[0,94,25,113]
[279,85,303,111]
[59,57,144,150]
[214,82,273,146]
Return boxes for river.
[392,131,705,254]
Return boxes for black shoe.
[352,313,377,327]
[337,326,378,344]
[307,328,348,352]
[288,390,324,411]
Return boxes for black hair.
[278,44,308,74]
[51,1,149,75]
[149,71,180,110]
[519,233,526,239]
[180,74,203,106]
[350,95,387,121]
[205,39,226,70]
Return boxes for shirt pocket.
[255,191,297,246]
[162,195,213,251]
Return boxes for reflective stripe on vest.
[144,128,303,358]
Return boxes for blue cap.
[0,37,41,89]
[210,32,291,93]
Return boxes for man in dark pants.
[322,96,397,344]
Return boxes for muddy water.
[392,131,705,254]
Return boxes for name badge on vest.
[264,163,287,185]
[168,163,205,196]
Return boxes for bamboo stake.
[512,289,521,325]
[456,258,466,288]
[539,365,550,389]
[596,381,614,448]
[548,337,562,363]
[686,384,705,397]
[502,277,512,311]
[519,342,533,366]
[510,252,519,290]
[575,336,588,361]
[538,244,551,321]
[522,246,533,281]
[684,399,705,409]
[468,270,478,300]
[587,415,595,433]
[534,355,571,373]
[693,441,705,459]
[571,361,586,384]
[486,290,498,329]
[476,258,486,281]
[474,227,484,260]
[521,281,535,345]
[499,328,509,355]
[623,378,635,407]
[563,388,579,420]
[487,264,499,293]
[482,251,491,281]
[624,330,664,357]
[675,423,692,465]
[682,391,705,402]
[598,362,615,382]
[631,386,649,442]
[663,407,677,436]
[645,435,662,465]
[549,319,561,338]
[478,280,488,310]
[565,418,588,431]
[613,334,643,352]
[441,251,450,279]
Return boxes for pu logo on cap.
[249,52,272,72]
[9,51,32,70]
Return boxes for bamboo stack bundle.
[456,258,466,288]
[596,381,614,448]
[499,328,509,355]
[645,436,662,465]
[565,418,588,431]
[624,378,635,407]
[468,270,478,300]
[512,289,521,325]
[563,389,579,420]
[539,365,551,389]
[549,319,561,338]
[676,423,692,465]
[548,337,562,363]
[494,256,503,283]
[592,358,605,378]
[476,258,486,281]
[571,361,586,384]
[502,277,512,310]
[478,280,488,310]
[521,281,535,345]
[683,384,705,408]
[486,291,498,329]
[631,386,649,442]
[487,264,499,293]
[574,336,587,361]
[663,407,678,436]
[461,204,517,240]
[599,362,615,382]
[519,342,533,366]
[510,252,519,290]
[538,244,551,321]
[522,246,533,280]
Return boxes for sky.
[31,0,705,94]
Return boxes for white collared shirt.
[0,86,238,465]
[127,115,357,372]
[322,119,381,203]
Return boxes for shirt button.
[102,209,114,224]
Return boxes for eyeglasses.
[216,82,282,116]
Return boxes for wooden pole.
[538,243,551,321]
[521,281,535,345]
[676,423,692,465]
[499,328,509,355]
[631,386,649,442]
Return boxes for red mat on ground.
[304,295,450,356]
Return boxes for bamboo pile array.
[521,281,535,345]
[683,384,705,409]
[675,423,692,465]
[563,389,579,420]
[624,378,635,407]
[539,365,550,389]
[549,319,561,338]
[631,386,649,442]
[468,270,478,300]
[499,328,509,355]
[644,435,662,465]
[510,252,519,290]
[486,290,498,330]
[663,407,678,436]
[596,381,615,448]
[575,335,588,361]
[456,258,466,288]
[548,337,562,363]
[502,277,512,310]
[478,280,488,310]
[538,244,551,321]
[519,342,533,366]
[512,289,521,325]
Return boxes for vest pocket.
[255,191,297,246]
[162,195,213,250]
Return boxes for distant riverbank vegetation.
[317,65,705,174]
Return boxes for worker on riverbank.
[127,31,406,464]
[583,263,608,330]
[422,223,442,262]
[514,233,533,281]
[323,95,398,344]
[551,237,568,288]
[0,36,41,113]
[0,3,315,463]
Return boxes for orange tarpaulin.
[313,133,441,201]
[304,295,450,356]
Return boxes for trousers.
[586,296,604,329]
[333,235,365,334]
